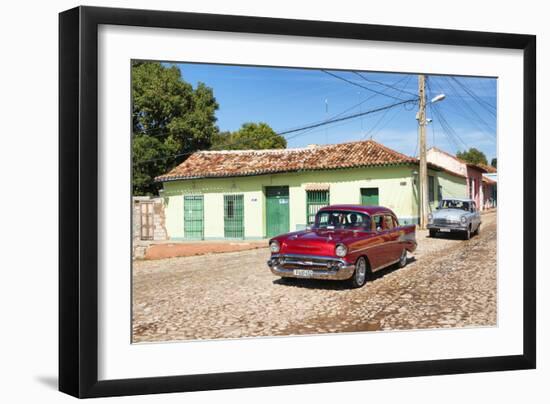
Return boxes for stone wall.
[133,197,168,259]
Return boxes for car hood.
[278,228,366,256]
[432,208,468,220]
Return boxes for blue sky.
[175,63,497,161]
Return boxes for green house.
[156,140,468,240]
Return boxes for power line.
[282,75,410,139]
[361,75,414,140]
[428,77,496,145]
[450,77,496,115]
[133,71,415,140]
[441,77,495,136]
[277,99,417,135]
[277,90,381,135]
[353,71,418,97]
[134,98,417,165]
[426,78,468,150]
[135,75,407,139]
[431,103,467,151]
[321,70,409,102]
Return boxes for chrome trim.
[269,253,347,265]
[427,223,468,231]
[269,264,356,280]
[267,254,354,280]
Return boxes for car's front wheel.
[474,223,481,235]
[350,257,369,288]
[464,225,471,240]
[429,229,437,238]
[398,249,408,268]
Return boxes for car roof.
[318,204,395,216]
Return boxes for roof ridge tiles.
[156,139,418,182]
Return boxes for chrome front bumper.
[427,222,468,231]
[267,254,355,280]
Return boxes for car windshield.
[315,210,371,229]
[440,199,470,211]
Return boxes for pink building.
[426,147,490,211]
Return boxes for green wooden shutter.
[306,190,329,225]
[224,194,244,239]
[266,186,290,238]
[360,188,379,205]
[184,195,204,240]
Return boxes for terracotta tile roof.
[478,163,497,173]
[156,140,418,182]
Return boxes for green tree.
[211,122,286,150]
[491,158,497,168]
[132,62,219,195]
[456,148,488,166]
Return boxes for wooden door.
[184,195,204,240]
[266,186,290,238]
[140,201,154,240]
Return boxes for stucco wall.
[435,170,469,201]
[466,166,484,209]
[427,148,466,176]
[162,165,467,240]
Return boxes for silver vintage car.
[427,198,481,240]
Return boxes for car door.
[367,214,390,271]
[383,214,402,263]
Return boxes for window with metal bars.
[306,190,330,225]
[224,194,244,238]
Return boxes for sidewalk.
[140,240,269,260]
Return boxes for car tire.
[398,249,408,268]
[464,226,471,240]
[349,256,369,288]
[429,229,437,238]
[474,223,481,235]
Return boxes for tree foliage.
[491,158,497,168]
[132,62,219,195]
[211,122,286,150]
[456,148,488,166]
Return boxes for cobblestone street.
[132,211,497,342]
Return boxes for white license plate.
[293,269,314,277]
[439,228,451,232]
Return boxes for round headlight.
[460,216,467,224]
[335,244,348,257]
[428,213,433,222]
[269,240,280,253]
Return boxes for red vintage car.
[267,205,417,288]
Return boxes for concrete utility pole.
[417,74,428,229]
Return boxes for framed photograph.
[59,6,536,398]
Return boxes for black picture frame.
[59,6,536,398]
